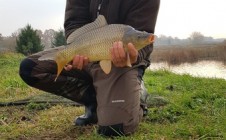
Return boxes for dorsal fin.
[67,15,108,43]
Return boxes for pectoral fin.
[126,53,132,67]
[100,60,112,74]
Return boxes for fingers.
[83,57,89,66]
[64,55,89,71]
[77,56,84,70]
[110,41,127,67]
[64,64,73,71]
[127,43,138,64]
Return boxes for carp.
[39,15,154,81]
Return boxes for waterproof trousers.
[19,46,143,136]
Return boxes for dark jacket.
[64,0,160,68]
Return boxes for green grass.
[0,53,226,139]
[0,52,43,103]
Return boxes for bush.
[16,24,44,55]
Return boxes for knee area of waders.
[19,58,39,86]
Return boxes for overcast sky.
[0,0,226,39]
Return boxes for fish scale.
[62,24,127,61]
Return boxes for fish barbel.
[39,15,154,81]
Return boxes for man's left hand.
[110,41,138,67]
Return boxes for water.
[149,61,226,80]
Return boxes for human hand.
[110,41,138,67]
[64,55,89,71]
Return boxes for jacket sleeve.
[64,0,91,39]
[124,0,160,67]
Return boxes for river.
[148,61,226,80]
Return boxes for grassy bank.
[0,53,226,139]
[151,42,226,65]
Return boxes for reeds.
[151,42,226,65]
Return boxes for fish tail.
[54,55,68,81]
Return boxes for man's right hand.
[64,55,89,71]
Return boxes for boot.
[73,84,98,126]
[74,102,98,126]
[61,73,98,126]
[140,81,168,116]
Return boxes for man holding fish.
[19,0,161,137]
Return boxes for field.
[0,53,226,139]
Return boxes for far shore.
[151,42,226,66]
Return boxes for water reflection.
[149,61,226,80]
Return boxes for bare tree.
[0,33,17,51]
[190,32,204,45]
[42,29,55,49]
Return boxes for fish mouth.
[149,34,155,43]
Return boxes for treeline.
[155,32,225,46]
[2,26,226,53]
[0,24,66,55]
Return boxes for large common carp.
[39,15,154,80]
